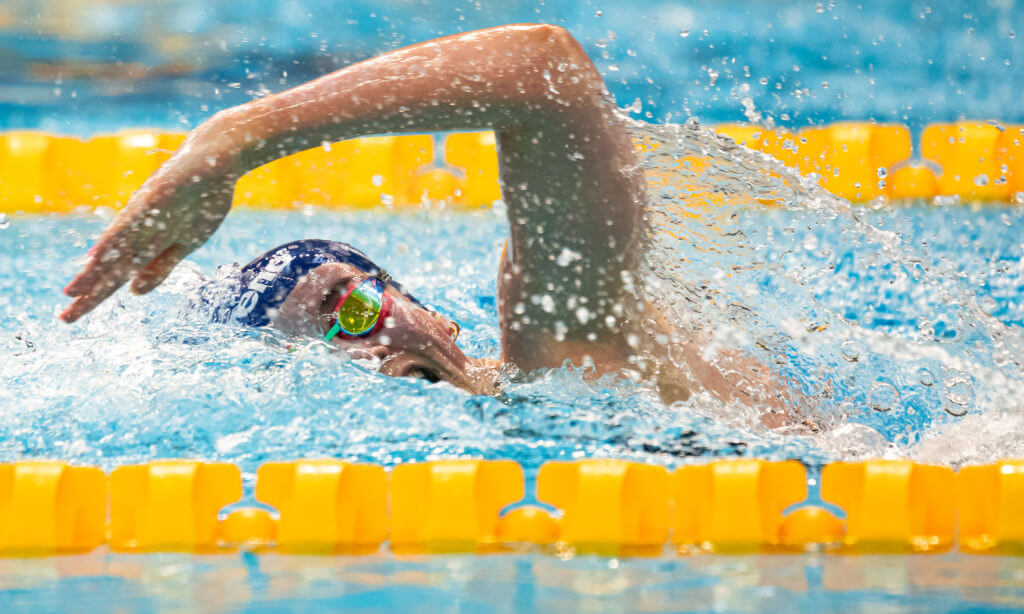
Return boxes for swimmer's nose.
[380,352,446,383]
[379,350,476,392]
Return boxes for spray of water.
[629,116,1024,464]
[1,117,1023,470]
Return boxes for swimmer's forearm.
[192,24,612,173]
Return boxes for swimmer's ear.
[130,243,187,295]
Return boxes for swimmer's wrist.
[163,116,248,184]
[201,102,304,176]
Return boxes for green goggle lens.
[325,278,385,341]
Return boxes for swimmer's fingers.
[58,272,129,323]
[130,243,187,295]
[63,240,113,299]
[62,230,167,322]
[63,219,142,297]
[65,198,177,290]
[62,178,230,320]
[59,247,142,323]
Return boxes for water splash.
[1,123,1023,469]
[0,209,822,472]
[628,116,1024,463]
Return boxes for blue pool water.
[2,198,1023,472]
[3,1,1024,612]
[3,550,1024,613]
[2,0,1022,135]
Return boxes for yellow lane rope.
[0,122,1021,214]
[1,458,1021,555]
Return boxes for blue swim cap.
[228,239,424,327]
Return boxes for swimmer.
[61,24,793,417]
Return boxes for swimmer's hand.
[62,22,632,333]
[60,138,239,323]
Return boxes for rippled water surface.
[3,2,1023,613]
[4,550,1024,614]
[3,0,1023,133]
[2,178,1022,474]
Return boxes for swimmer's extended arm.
[62,24,645,374]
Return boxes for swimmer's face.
[272,262,492,394]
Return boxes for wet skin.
[60,24,798,418]
[61,24,645,382]
[274,262,497,394]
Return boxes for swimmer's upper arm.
[488,32,646,372]
[62,24,646,368]
[206,24,611,169]
[205,23,646,371]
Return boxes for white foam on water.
[628,115,1024,463]
[1,118,1022,469]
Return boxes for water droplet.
[944,377,973,415]
[595,9,603,16]
[555,247,582,267]
[679,30,690,38]
[0,213,9,229]
[944,404,968,417]
[974,174,989,187]
[815,2,825,13]
[877,167,888,179]
[840,340,861,362]
[868,382,898,412]
[917,367,935,387]
[553,321,568,342]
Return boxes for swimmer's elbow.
[505,24,608,117]
[538,24,590,62]
[517,24,579,52]
[521,24,599,77]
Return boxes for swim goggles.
[324,277,391,341]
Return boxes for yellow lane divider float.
[1,121,1022,214]
[253,459,387,552]
[717,121,1024,202]
[2,458,1024,556]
